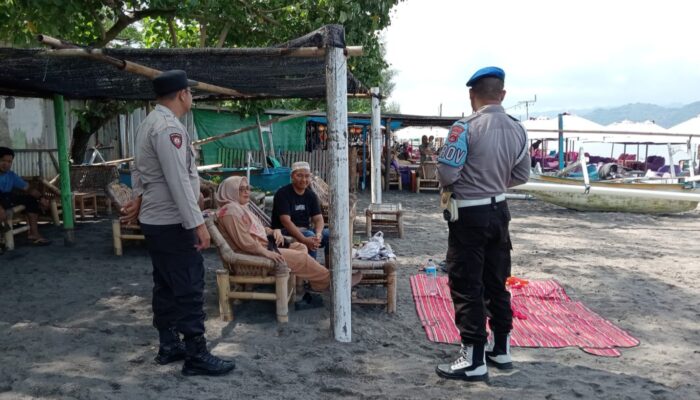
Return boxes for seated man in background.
[0,146,51,246]
[271,162,328,260]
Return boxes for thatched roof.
[0,25,367,101]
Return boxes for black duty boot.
[436,343,488,382]
[182,336,236,376]
[155,327,186,365]
[486,332,513,370]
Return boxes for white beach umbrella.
[522,115,605,140]
[669,114,700,135]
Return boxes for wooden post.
[325,39,352,343]
[384,118,392,192]
[53,94,75,246]
[256,114,268,169]
[370,87,382,204]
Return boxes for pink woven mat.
[410,275,639,357]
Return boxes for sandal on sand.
[29,238,52,246]
[295,292,324,311]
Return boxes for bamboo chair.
[382,167,402,191]
[206,215,295,323]
[1,205,29,251]
[106,182,145,256]
[2,178,62,251]
[309,175,357,239]
[69,165,119,213]
[416,161,440,193]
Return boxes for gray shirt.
[437,105,529,199]
[132,104,203,229]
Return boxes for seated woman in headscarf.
[215,176,361,293]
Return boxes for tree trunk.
[70,114,112,164]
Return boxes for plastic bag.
[356,231,385,259]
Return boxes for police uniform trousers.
[446,200,512,345]
[140,222,206,338]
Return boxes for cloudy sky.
[383,0,700,119]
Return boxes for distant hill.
[532,101,700,128]
[582,102,700,128]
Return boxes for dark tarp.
[0,25,366,101]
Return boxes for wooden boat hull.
[522,176,699,213]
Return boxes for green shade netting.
[193,109,306,165]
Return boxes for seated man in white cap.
[270,161,329,260]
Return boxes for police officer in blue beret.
[435,66,530,381]
[121,70,235,376]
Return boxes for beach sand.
[1,190,699,399]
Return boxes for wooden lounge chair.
[106,182,145,256]
[206,214,295,323]
[416,161,440,193]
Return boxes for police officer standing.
[122,70,235,376]
[435,67,529,382]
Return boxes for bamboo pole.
[52,94,75,246]
[99,110,320,164]
[384,118,392,192]
[195,110,320,146]
[326,41,352,343]
[37,35,249,98]
[370,87,382,204]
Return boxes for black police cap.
[152,70,194,96]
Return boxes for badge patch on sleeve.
[169,133,183,149]
[438,121,469,167]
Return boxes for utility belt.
[453,194,506,208]
[441,193,505,222]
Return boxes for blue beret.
[466,66,505,87]
[152,70,193,96]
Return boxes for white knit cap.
[291,161,311,173]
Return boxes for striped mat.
[410,275,639,357]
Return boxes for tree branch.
[167,18,178,47]
[215,21,231,48]
[199,21,207,47]
[94,7,176,47]
[235,0,280,26]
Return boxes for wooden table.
[365,202,404,238]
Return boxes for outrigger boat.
[514,146,700,214]
[520,174,700,213]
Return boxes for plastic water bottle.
[424,259,438,296]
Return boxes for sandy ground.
[1,190,699,400]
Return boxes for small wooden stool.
[73,192,98,220]
[351,257,397,313]
[365,202,404,238]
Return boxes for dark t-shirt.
[271,184,321,230]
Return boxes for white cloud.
[384,0,700,117]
